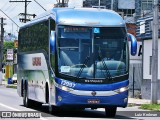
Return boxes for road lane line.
[0,103,20,111]
[0,103,48,120]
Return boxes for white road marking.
[0,102,48,120]
[0,103,20,111]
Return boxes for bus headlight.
[61,86,73,92]
[120,87,127,92]
[54,82,74,92]
[115,86,128,93]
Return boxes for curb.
[128,103,142,106]
[0,83,17,89]
[6,85,17,89]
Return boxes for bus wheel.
[105,106,117,118]
[23,85,32,107]
[49,104,60,115]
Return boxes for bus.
[17,8,137,117]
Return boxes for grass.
[140,104,160,111]
[6,85,17,89]
[128,103,135,107]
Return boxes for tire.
[23,84,33,108]
[45,83,49,103]
[105,106,117,118]
[49,105,60,115]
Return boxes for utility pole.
[9,0,35,23]
[62,0,65,7]
[0,17,6,84]
[98,0,100,9]
[151,0,159,104]
[24,0,27,22]
[111,0,114,10]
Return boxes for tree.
[4,41,14,49]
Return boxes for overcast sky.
[0,0,83,37]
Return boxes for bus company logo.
[32,57,41,66]
[91,91,97,96]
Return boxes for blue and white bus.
[17,8,137,117]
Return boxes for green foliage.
[140,104,160,111]
[4,41,14,49]
[6,85,17,89]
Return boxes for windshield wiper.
[98,47,112,81]
[76,55,90,79]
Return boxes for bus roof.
[20,8,125,29]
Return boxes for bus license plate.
[88,99,100,104]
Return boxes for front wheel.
[49,105,60,115]
[105,106,117,118]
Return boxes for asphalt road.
[0,85,160,120]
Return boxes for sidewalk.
[0,80,17,88]
[128,98,160,106]
[1,80,7,85]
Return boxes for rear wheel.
[23,84,33,108]
[105,106,117,118]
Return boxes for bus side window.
[50,19,56,70]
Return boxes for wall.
[68,0,83,7]
[129,41,142,97]
[143,39,160,79]
[142,39,160,99]
[118,0,135,9]
[141,79,160,99]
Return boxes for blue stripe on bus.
[55,77,129,91]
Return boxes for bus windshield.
[56,25,128,79]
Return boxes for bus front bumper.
[55,87,128,108]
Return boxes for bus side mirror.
[50,31,56,53]
[127,33,137,56]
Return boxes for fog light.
[124,98,128,103]
[58,96,62,101]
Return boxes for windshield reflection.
[57,26,128,79]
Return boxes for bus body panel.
[55,88,128,108]
[17,53,51,103]
[54,77,128,107]
[20,8,125,30]
[17,8,131,110]
[55,78,129,91]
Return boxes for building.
[83,0,118,10]
[136,15,160,99]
